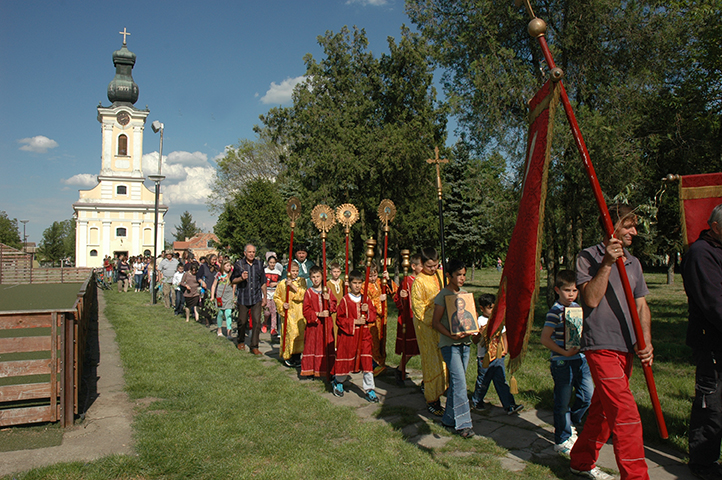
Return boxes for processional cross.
[427,146,448,283]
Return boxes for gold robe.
[411,271,448,403]
[363,278,398,367]
[274,278,307,359]
[327,278,344,346]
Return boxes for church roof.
[107,38,139,105]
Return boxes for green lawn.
[2,268,693,478]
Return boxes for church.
[73,31,167,268]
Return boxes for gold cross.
[426,146,448,200]
[119,28,131,45]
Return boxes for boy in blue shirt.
[541,270,594,455]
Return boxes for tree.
[38,219,74,266]
[444,141,515,268]
[260,26,447,263]
[173,211,200,242]
[214,178,287,256]
[0,211,22,249]
[407,0,722,294]
[209,129,286,208]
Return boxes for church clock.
[116,111,130,126]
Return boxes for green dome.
[107,44,139,105]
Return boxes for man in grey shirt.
[570,203,653,480]
[158,252,180,309]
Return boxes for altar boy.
[332,270,379,402]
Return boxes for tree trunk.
[667,253,675,285]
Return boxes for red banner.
[487,79,560,371]
[680,173,722,248]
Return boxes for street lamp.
[150,120,165,304]
[20,220,28,252]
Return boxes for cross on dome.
[119,27,131,45]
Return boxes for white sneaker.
[554,437,575,455]
[570,466,615,480]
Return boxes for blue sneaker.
[332,380,344,398]
[365,390,380,403]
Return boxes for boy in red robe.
[301,266,337,378]
[363,262,397,376]
[332,269,379,402]
[393,253,422,385]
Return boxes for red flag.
[486,79,560,372]
[680,173,722,248]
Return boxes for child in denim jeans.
[540,270,594,455]
[470,293,523,415]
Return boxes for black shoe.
[471,401,485,411]
[283,359,294,368]
[395,369,405,387]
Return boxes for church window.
[118,134,128,156]
[116,185,127,195]
[143,228,152,245]
[90,249,98,257]
[89,227,99,245]
[116,227,127,237]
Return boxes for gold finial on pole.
[401,249,410,277]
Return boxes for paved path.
[0,295,695,479]
[246,332,695,480]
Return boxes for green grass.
[5,287,565,480]
[0,283,83,311]
[0,423,63,452]
[3,268,693,478]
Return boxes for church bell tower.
[73,29,167,267]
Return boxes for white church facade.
[73,32,167,267]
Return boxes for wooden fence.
[0,272,96,427]
[0,243,93,284]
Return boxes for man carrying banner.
[681,203,722,480]
[570,203,653,480]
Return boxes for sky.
[0,0,440,246]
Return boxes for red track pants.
[569,349,649,480]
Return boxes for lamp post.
[20,220,28,252]
[150,120,165,304]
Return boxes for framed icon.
[563,306,584,349]
[445,292,479,335]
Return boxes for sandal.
[427,401,444,417]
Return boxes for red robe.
[333,294,377,376]
[393,275,420,356]
[300,288,337,378]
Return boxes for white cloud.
[18,135,59,153]
[162,166,215,205]
[62,173,97,187]
[167,150,209,166]
[346,0,387,5]
[260,76,306,104]
[143,150,215,205]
